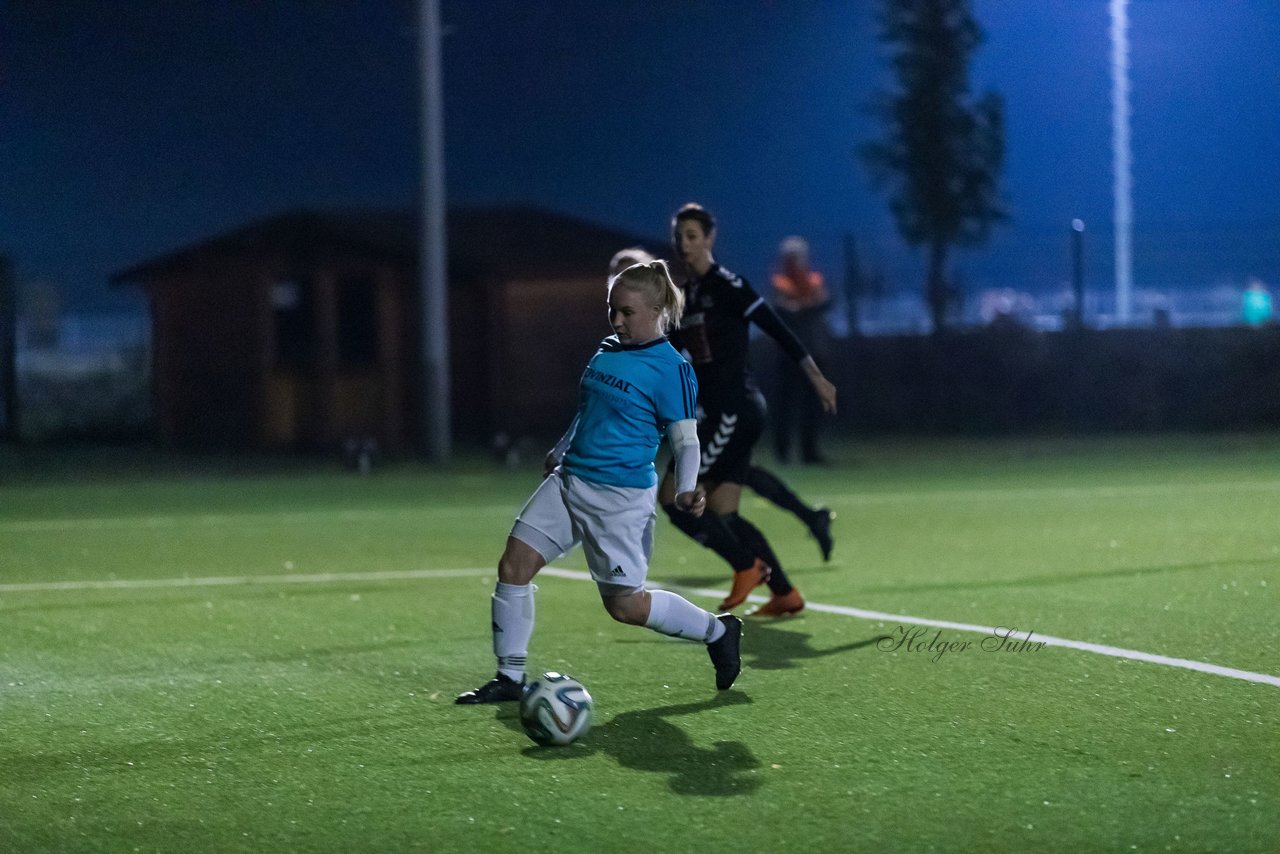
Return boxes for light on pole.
[1071,218,1085,329]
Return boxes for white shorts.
[510,470,657,590]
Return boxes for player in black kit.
[658,204,838,618]
[609,247,835,563]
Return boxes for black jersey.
[671,263,808,411]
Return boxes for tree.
[861,0,1007,332]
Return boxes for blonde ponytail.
[609,258,684,333]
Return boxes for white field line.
[0,506,514,534]
[832,478,1280,507]
[538,568,1280,689]
[4,564,1276,689]
[0,567,495,593]
[4,478,1280,534]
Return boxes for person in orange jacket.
[770,236,833,465]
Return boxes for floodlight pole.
[1110,0,1133,325]
[418,0,450,461]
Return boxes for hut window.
[272,278,314,368]
[337,276,378,366]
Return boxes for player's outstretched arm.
[747,300,835,412]
[800,355,838,414]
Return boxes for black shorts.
[694,394,764,485]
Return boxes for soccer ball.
[519,672,593,746]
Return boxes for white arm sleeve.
[666,419,701,495]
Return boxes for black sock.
[744,466,813,522]
[725,513,793,596]
[662,504,756,571]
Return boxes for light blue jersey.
[562,335,698,488]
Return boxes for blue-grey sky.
[4,0,1279,312]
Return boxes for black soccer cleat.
[809,506,834,563]
[455,672,525,704]
[706,614,743,691]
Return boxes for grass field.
[2,435,1278,852]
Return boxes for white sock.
[645,589,724,643]
[492,581,536,682]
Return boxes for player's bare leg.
[600,584,742,691]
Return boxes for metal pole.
[1071,219,1085,329]
[0,254,16,440]
[418,0,450,461]
[1110,0,1133,325]
[841,232,861,337]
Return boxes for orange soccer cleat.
[745,588,805,618]
[719,558,771,610]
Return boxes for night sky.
[5,0,1279,315]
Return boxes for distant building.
[112,207,667,450]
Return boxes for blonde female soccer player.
[456,260,743,704]
[610,246,836,565]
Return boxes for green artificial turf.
[1,436,1277,852]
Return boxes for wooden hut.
[111,206,668,449]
